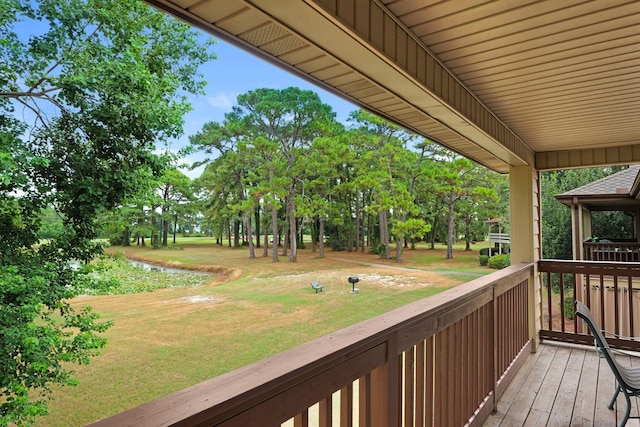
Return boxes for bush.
[479,247,490,256]
[488,254,510,269]
[479,255,489,266]
[547,273,574,294]
[373,243,386,256]
[563,296,575,319]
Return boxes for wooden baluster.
[629,276,635,340]
[359,374,371,427]
[404,347,415,427]
[462,315,471,418]
[415,340,425,427]
[434,330,445,427]
[340,384,353,427]
[425,336,434,427]
[559,273,566,332]
[547,271,553,331]
[573,273,578,333]
[319,395,332,427]
[293,410,308,427]
[599,274,606,329]
[614,275,620,337]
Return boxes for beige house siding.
[510,165,542,348]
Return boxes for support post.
[509,165,541,351]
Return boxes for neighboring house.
[484,218,510,256]
[555,165,640,262]
[555,165,640,337]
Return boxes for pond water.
[126,259,210,275]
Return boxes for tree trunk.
[379,210,390,259]
[271,206,279,262]
[319,216,325,258]
[162,218,168,246]
[311,218,317,252]
[263,224,269,257]
[430,218,437,250]
[123,226,130,246]
[246,214,255,258]
[446,193,456,259]
[283,222,289,257]
[367,209,373,248]
[288,192,297,262]
[233,219,240,248]
[355,192,361,252]
[151,214,157,246]
[262,213,269,257]
[173,214,177,244]
[361,196,366,253]
[255,207,261,248]
[227,219,231,247]
[395,235,402,262]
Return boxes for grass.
[36,239,493,426]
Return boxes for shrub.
[479,247,490,256]
[547,273,574,294]
[488,254,510,269]
[479,255,489,266]
[374,243,386,256]
[563,296,575,319]
[329,236,347,251]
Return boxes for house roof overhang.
[143,0,640,173]
[555,165,640,210]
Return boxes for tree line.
[104,87,508,263]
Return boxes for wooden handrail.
[88,263,534,427]
[539,259,640,351]
[583,241,640,262]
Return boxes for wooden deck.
[484,342,640,427]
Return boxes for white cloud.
[207,92,238,110]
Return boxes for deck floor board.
[483,342,640,426]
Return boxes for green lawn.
[37,239,494,426]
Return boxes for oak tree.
[0,1,214,424]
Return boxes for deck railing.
[88,263,534,427]
[583,241,640,262]
[539,259,640,351]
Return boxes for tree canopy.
[541,166,628,259]
[0,0,215,424]
[186,90,508,262]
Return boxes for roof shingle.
[557,165,640,197]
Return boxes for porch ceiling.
[144,0,640,173]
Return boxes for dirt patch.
[111,243,476,290]
[266,269,449,289]
[174,295,225,304]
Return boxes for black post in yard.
[348,276,360,293]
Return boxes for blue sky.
[175,34,359,177]
[14,14,358,178]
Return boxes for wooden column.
[509,165,541,351]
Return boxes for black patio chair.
[575,300,640,427]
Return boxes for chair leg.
[609,384,622,410]
[618,391,631,427]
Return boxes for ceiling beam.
[536,144,640,170]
